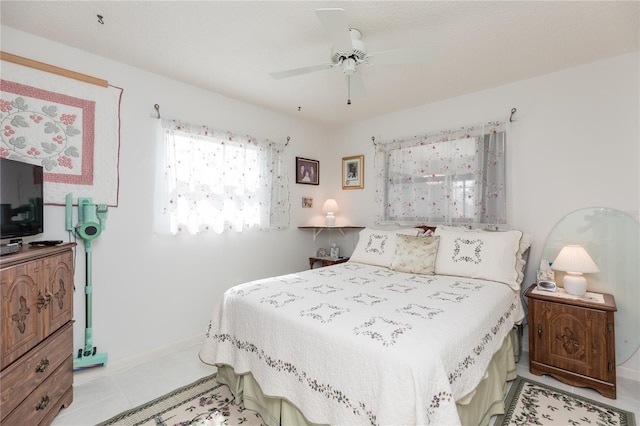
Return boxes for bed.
[200,226,531,425]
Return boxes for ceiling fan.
[269,8,435,105]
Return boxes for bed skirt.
[215,327,519,426]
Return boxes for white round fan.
[269,8,435,104]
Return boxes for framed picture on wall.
[296,157,319,185]
[342,155,364,189]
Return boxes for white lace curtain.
[153,119,289,235]
[374,120,507,227]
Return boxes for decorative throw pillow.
[390,235,440,274]
[434,227,524,289]
[350,228,421,267]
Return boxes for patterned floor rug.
[495,376,636,426]
[98,373,267,426]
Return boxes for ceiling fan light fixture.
[342,57,357,75]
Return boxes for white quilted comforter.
[200,262,524,425]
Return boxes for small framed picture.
[296,157,319,185]
[302,197,313,208]
[342,155,364,190]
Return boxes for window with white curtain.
[154,119,289,235]
[374,121,507,227]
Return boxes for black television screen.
[0,158,44,239]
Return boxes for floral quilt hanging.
[0,60,123,206]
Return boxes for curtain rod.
[0,51,108,87]
[372,107,518,145]
[153,103,290,146]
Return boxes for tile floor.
[52,342,640,425]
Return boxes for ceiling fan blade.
[366,47,436,65]
[269,63,334,79]
[347,73,367,99]
[315,8,353,52]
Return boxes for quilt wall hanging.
[0,52,123,206]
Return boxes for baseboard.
[72,334,205,385]
[617,364,640,383]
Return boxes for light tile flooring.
[52,343,640,425]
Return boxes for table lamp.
[551,244,599,296]
[321,199,340,227]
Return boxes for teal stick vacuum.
[65,193,109,371]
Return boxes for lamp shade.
[552,245,599,297]
[321,199,340,213]
[551,245,599,274]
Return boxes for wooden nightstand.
[525,284,617,398]
[309,257,349,269]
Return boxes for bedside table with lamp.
[526,244,617,398]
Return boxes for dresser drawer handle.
[35,394,50,411]
[36,358,50,373]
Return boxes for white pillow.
[435,226,532,286]
[350,228,421,267]
[390,235,440,274]
[434,227,524,289]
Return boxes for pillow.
[390,235,440,274]
[434,227,524,289]
[435,226,532,286]
[350,228,421,267]
[515,233,532,285]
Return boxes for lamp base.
[325,214,336,227]
[562,273,587,297]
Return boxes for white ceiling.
[1,1,638,128]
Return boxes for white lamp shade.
[552,245,599,297]
[552,245,599,274]
[321,199,340,213]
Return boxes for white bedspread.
[200,262,524,425]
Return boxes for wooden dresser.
[525,284,617,399]
[1,243,75,425]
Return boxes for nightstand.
[309,257,349,269]
[525,284,617,398]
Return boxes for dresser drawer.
[1,354,73,426]
[0,323,72,417]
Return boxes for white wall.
[333,52,640,377]
[1,26,335,363]
[3,25,638,380]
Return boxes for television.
[0,158,44,240]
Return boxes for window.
[374,121,507,227]
[154,119,289,234]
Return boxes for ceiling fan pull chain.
[347,75,352,105]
